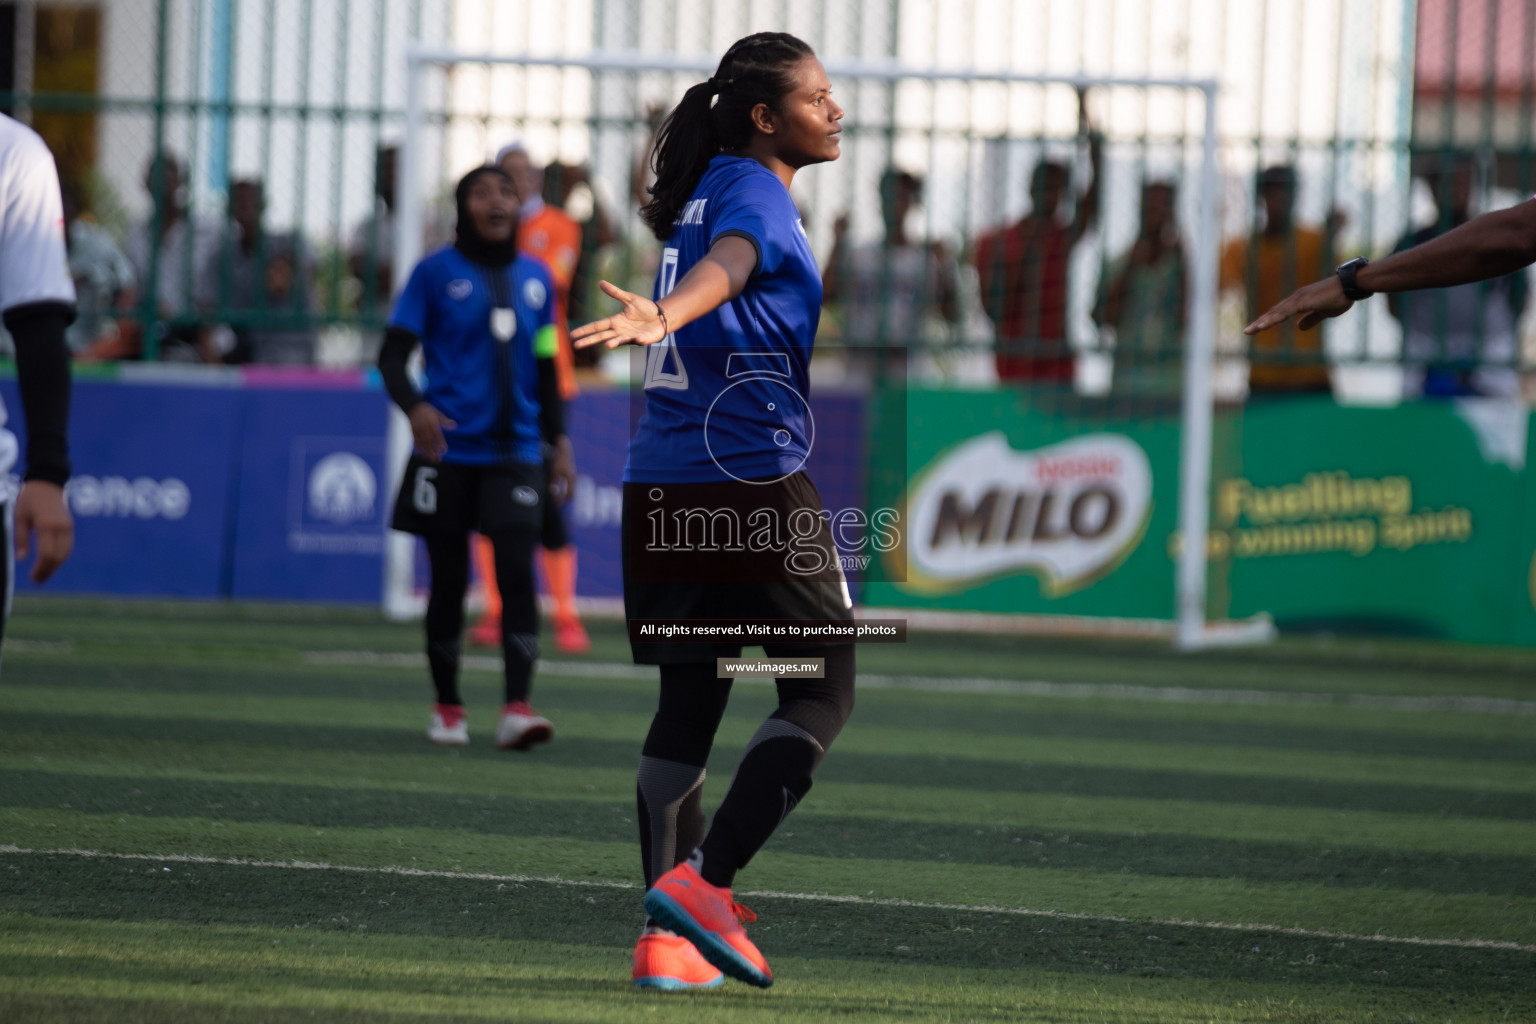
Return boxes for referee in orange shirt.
[469,143,590,654]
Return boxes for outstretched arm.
[1246,200,1536,334]
[571,235,758,349]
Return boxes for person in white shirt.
[60,181,136,353]
[0,113,77,648]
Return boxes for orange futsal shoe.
[642,862,772,988]
[631,930,725,991]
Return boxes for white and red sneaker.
[496,700,553,751]
[427,703,469,746]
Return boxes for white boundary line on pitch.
[300,650,1536,716]
[4,845,1532,954]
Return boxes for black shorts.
[390,456,545,536]
[622,472,853,665]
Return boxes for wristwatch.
[1335,257,1373,301]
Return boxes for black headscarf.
[453,166,519,267]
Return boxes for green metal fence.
[1,0,1532,398]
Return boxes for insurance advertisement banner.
[228,384,393,602]
[1,378,240,598]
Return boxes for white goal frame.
[387,46,1273,651]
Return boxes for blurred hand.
[409,403,456,462]
[571,281,668,350]
[1244,275,1353,335]
[548,436,576,506]
[15,480,74,584]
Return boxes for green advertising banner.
[861,388,1183,621]
[1519,410,1536,646]
[1217,397,1529,645]
[864,389,1536,647]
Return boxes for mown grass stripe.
[16,595,1536,696]
[7,913,1532,1024]
[300,651,1536,716]
[18,658,1536,751]
[7,712,1532,821]
[8,769,1535,897]
[6,844,1533,953]
[8,687,1535,791]
[6,812,1535,946]
[9,742,1536,857]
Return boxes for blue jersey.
[390,247,557,466]
[624,155,823,483]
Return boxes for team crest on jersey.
[523,278,547,310]
[447,279,473,301]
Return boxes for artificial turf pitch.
[1,598,1533,1022]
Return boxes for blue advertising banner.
[229,387,393,602]
[2,379,240,597]
[563,390,629,599]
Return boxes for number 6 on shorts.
[413,466,438,515]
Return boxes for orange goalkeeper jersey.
[518,203,581,400]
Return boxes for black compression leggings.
[636,644,856,889]
[424,528,541,705]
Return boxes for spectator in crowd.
[823,167,959,375]
[213,179,316,366]
[1387,156,1527,397]
[1220,164,1338,395]
[470,142,589,655]
[350,144,399,324]
[123,150,220,362]
[1093,181,1186,396]
[59,181,135,355]
[975,90,1102,384]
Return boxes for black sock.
[424,533,470,706]
[695,644,856,889]
[490,529,540,704]
[696,720,821,888]
[637,662,732,891]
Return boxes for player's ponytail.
[640,32,815,241]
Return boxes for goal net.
[386,46,1274,650]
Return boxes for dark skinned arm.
[571,235,758,348]
[1246,200,1536,334]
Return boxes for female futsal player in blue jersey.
[379,165,575,752]
[573,32,851,991]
